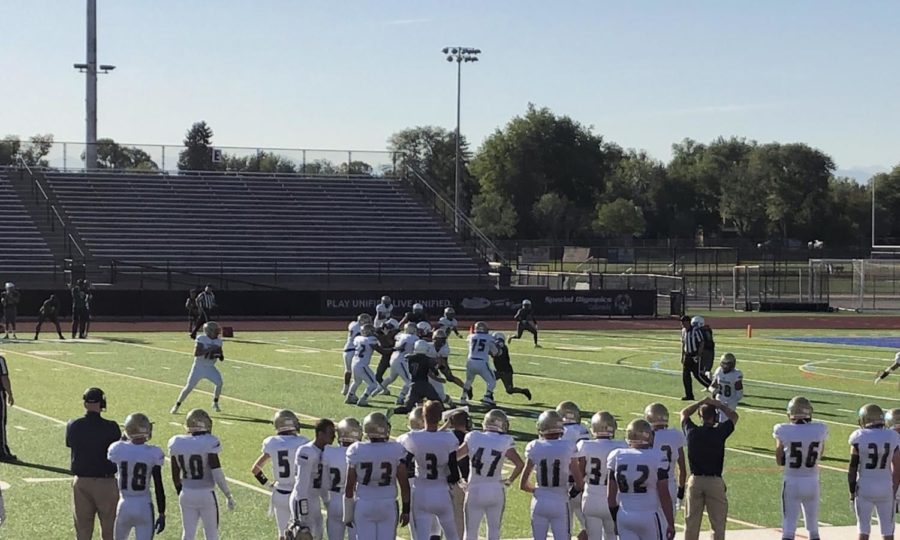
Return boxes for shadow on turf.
[8,460,71,476]
[216,413,273,426]
[102,336,152,345]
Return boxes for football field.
[2,324,900,539]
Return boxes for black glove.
[154,515,166,534]
[568,486,582,499]
[677,486,685,500]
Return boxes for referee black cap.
[83,387,105,403]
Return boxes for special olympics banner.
[319,289,656,318]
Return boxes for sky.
[2,0,899,178]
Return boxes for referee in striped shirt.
[681,315,712,400]
[189,284,217,339]
[0,354,15,462]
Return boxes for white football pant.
[114,497,155,540]
[176,362,223,403]
[348,360,378,397]
[530,494,569,540]
[412,485,459,540]
[568,492,586,534]
[380,357,411,395]
[271,490,291,537]
[179,488,219,540]
[326,493,357,540]
[582,491,615,539]
[464,483,505,540]
[463,360,496,397]
[342,351,353,372]
[781,477,819,539]
[854,484,895,537]
[616,509,667,540]
[355,498,398,540]
[289,491,324,539]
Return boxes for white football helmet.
[412,303,424,314]
[413,339,436,357]
[381,295,392,305]
[404,322,417,335]
[443,307,455,319]
[492,331,506,343]
[360,323,375,337]
[522,299,532,307]
[4,282,13,290]
[416,321,432,337]
[203,321,220,339]
[357,313,373,325]
[474,321,489,334]
[383,318,399,331]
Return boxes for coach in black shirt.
[66,387,121,540]
[680,397,738,540]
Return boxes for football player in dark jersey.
[374,319,400,384]
[508,299,540,348]
[491,332,532,400]
[398,303,427,327]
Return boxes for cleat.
[170,403,181,415]
[459,396,468,405]
[396,396,405,405]
[481,397,496,406]
[357,396,369,407]
[524,388,533,401]
[534,343,542,348]
[443,395,454,408]
[344,395,358,405]
[212,402,221,413]
[466,388,473,400]
[379,386,391,397]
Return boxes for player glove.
[568,486,582,499]
[154,515,165,534]
[677,486,685,501]
[226,495,236,511]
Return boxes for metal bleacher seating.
[42,171,484,284]
[0,172,55,276]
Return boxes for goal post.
[732,265,760,311]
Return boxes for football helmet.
[203,321,220,339]
[383,318,399,331]
[483,409,510,433]
[273,409,300,433]
[886,408,900,429]
[691,315,705,327]
[522,299,532,307]
[536,410,564,436]
[381,295,392,305]
[185,409,213,433]
[360,323,375,337]
[432,328,447,341]
[413,339,436,357]
[124,412,153,441]
[416,321,432,337]
[4,282,13,290]
[404,322,417,335]
[408,406,425,431]
[492,331,506,343]
[444,307,455,319]
[858,403,885,428]
[556,401,581,424]
[357,313,373,325]
[786,396,813,421]
[590,411,617,438]
[336,417,363,444]
[644,403,670,428]
[474,321,489,334]
[625,419,654,447]
[363,412,391,440]
[720,352,736,372]
[412,303,424,314]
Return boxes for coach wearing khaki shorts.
[66,387,121,540]
[680,397,738,540]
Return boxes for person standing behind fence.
[680,315,711,401]
[190,285,216,340]
[2,282,20,340]
[67,387,122,540]
[83,280,94,338]
[35,294,65,340]
[72,280,89,339]
[0,354,16,462]
[185,289,200,334]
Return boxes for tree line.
[4,106,898,245]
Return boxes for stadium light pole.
[442,46,480,232]
[74,0,115,170]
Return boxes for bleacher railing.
[14,159,85,260]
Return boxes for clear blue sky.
[3,0,898,176]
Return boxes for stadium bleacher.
[42,171,485,286]
[0,172,56,276]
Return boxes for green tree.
[471,190,518,239]
[0,136,21,165]
[302,159,338,175]
[604,150,673,237]
[821,176,870,245]
[224,151,296,173]
[532,192,582,241]
[339,160,373,176]
[871,165,900,243]
[87,138,158,170]
[388,126,476,209]
[593,198,646,238]
[177,121,216,171]
[471,104,621,239]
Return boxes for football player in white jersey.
[848,403,900,540]
[437,307,462,338]
[171,321,226,414]
[432,328,468,406]
[457,409,525,540]
[108,413,167,540]
[342,314,371,396]
[376,322,418,403]
[874,352,900,384]
[521,410,585,540]
[557,401,589,540]
[607,419,676,540]
[168,409,235,540]
[577,411,627,540]
[708,353,743,421]
[462,322,499,406]
[346,323,386,407]
[374,296,394,329]
[322,418,361,540]
[401,400,462,540]
[888,408,900,514]
[396,407,440,540]
[645,402,687,518]
[250,410,309,540]
[344,412,411,540]
[773,396,828,540]
[288,418,336,540]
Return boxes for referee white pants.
[176,361,223,403]
[463,359,496,397]
[781,476,819,539]
[464,483,505,540]
[349,360,378,397]
[114,496,154,540]
[179,488,218,540]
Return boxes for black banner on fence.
[320,289,656,318]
